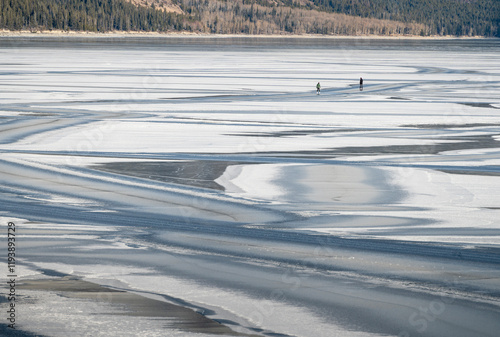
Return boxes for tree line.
[0,0,498,36]
[0,0,187,32]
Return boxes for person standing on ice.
[316,82,321,95]
[359,77,363,91]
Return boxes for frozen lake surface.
[1,36,500,337]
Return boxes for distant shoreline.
[0,29,493,40]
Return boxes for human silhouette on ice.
[359,77,363,91]
[316,82,321,95]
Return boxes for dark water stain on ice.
[0,324,48,337]
[19,276,256,336]
[403,122,500,129]
[389,96,411,100]
[91,160,255,191]
[459,102,500,109]
[242,134,500,157]
[228,128,364,138]
[333,134,500,155]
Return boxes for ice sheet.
[1,37,499,337]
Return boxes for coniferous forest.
[0,0,498,37]
[0,0,185,32]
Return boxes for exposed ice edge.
[13,234,500,337]
[15,258,366,337]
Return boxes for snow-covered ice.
[1,36,500,337]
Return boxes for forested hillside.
[310,0,499,36]
[0,0,185,32]
[0,0,498,36]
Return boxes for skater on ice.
[359,77,363,91]
[316,82,321,95]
